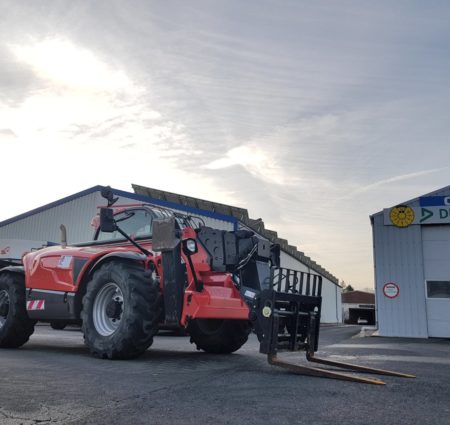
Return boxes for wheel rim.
[0,289,10,329]
[93,283,124,336]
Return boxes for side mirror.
[100,208,116,233]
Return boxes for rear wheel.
[81,261,161,359]
[187,319,251,354]
[0,273,35,348]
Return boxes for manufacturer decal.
[244,290,256,299]
[389,205,415,228]
[27,300,45,311]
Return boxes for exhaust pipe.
[60,224,67,248]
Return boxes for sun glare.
[10,38,134,92]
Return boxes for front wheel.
[0,273,35,348]
[81,261,161,359]
[187,319,251,354]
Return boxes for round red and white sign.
[383,282,399,299]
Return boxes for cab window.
[96,209,153,241]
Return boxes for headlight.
[186,239,197,253]
[183,239,198,255]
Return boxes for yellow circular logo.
[389,205,415,228]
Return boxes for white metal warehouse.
[0,184,342,323]
[371,185,450,338]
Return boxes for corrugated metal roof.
[342,290,375,304]
[132,183,339,285]
[0,186,105,227]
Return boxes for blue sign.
[419,196,450,207]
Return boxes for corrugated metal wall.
[280,252,342,323]
[239,225,342,323]
[0,192,234,243]
[372,213,428,337]
[321,278,342,323]
[0,191,104,243]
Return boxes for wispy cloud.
[3,37,196,163]
[0,128,17,140]
[340,168,449,200]
[204,144,286,185]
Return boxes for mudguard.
[88,251,147,276]
[0,266,25,275]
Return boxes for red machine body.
[21,206,249,326]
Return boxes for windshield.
[96,208,154,241]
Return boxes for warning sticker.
[27,300,45,310]
[383,283,399,299]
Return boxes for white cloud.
[0,37,237,223]
[2,38,145,142]
[2,37,192,155]
[204,144,286,185]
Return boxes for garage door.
[422,226,450,337]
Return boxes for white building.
[371,185,450,338]
[0,184,342,323]
[341,290,375,325]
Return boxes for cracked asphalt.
[0,325,449,425]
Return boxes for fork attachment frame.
[252,267,415,385]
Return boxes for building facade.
[371,185,450,338]
[341,290,375,325]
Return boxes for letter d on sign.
[440,209,449,219]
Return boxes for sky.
[1,1,450,290]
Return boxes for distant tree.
[343,284,354,292]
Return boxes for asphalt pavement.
[0,325,449,425]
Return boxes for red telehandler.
[0,187,414,384]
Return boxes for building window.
[426,281,450,299]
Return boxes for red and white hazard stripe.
[27,300,45,311]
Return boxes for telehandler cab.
[0,187,414,384]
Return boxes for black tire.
[187,319,251,354]
[50,321,67,330]
[0,273,35,348]
[81,261,162,359]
